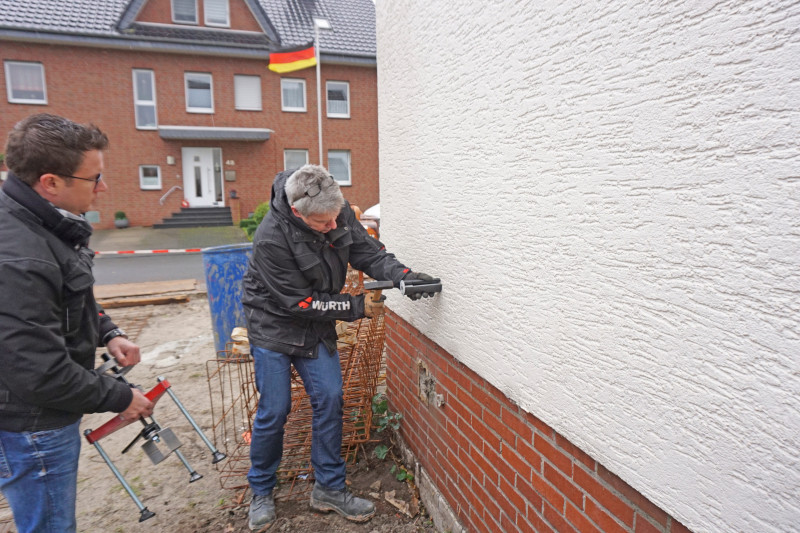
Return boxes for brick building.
[0,0,379,228]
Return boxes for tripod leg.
[85,430,155,522]
[157,376,227,463]
[175,449,203,483]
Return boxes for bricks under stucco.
[376,1,800,532]
[386,310,693,533]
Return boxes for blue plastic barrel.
[202,243,253,353]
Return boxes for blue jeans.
[248,343,345,495]
[0,419,82,533]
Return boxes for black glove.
[401,272,440,300]
[404,272,435,283]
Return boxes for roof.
[259,0,375,57]
[0,0,375,61]
[0,0,130,34]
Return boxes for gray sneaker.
[248,493,276,530]
[310,483,376,522]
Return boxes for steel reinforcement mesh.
[206,269,386,504]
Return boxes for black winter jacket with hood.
[242,170,409,357]
[0,174,133,432]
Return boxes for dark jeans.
[247,343,346,495]
[0,419,82,532]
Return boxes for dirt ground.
[1,297,439,533]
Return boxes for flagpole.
[313,19,330,166]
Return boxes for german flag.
[268,42,316,73]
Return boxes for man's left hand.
[402,272,439,300]
[107,336,141,367]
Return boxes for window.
[326,81,349,118]
[328,150,351,186]
[234,75,261,111]
[139,165,162,190]
[4,61,47,104]
[172,0,197,23]
[284,149,309,170]
[132,69,157,129]
[205,0,229,26]
[185,72,213,113]
[281,79,306,112]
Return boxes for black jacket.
[0,174,132,432]
[242,170,409,357]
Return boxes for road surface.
[93,253,206,285]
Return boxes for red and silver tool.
[84,354,226,522]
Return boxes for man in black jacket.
[242,164,436,530]
[0,114,154,533]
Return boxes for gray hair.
[285,164,344,216]
[4,113,109,186]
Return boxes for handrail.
[159,185,183,205]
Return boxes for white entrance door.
[182,147,222,207]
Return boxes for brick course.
[385,309,693,533]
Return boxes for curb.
[94,248,203,257]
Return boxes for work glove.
[364,291,385,318]
[401,272,440,300]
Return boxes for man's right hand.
[120,388,154,421]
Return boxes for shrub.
[114,211,127,220]
[239,201,270,240]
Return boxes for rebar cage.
[206,268,386,504]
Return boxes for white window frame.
[185,72,214,113]
[234,74,262,111]
[204,0,230,27]
[132,69,157,130]
[139,165,162,190]
[281,78,306,112]
[326,81,350,118]
[327,150,352,186]
[283,149,309,170]
[172,0,198,24]
[4,61,47,105]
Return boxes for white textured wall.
[376,2,800,532]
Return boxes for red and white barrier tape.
[94,248,203,256]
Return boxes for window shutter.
[284,150,309,170]
[205,0,229,26]
[186,73,213,110]
[173,0,196,23]
[234,75,262,110]
[328,151,351,184]
[327,82,349,116]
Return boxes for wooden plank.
[98,295,190,309]
[94,279,197,299]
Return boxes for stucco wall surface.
[376,2,800,532]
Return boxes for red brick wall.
[138,0,263,31]
[0,42,379,228]
[385,310,694,533]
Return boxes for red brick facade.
[385,310,694,533]
[0,1,378,228]
[137,0,264,30]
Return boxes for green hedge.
[239,201,270,241]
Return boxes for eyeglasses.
[58,173,103,187]
[304,176,335,198]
